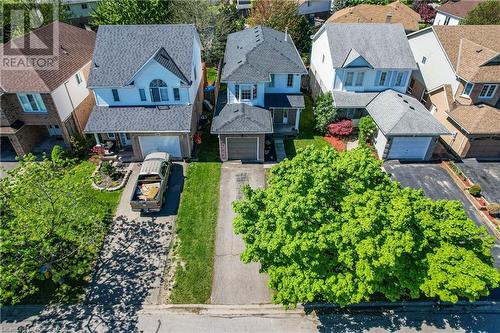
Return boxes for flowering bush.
[91,145,105,156]
[419,3,436,23]
[327,119,353,137]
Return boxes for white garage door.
[227,137,258,160]
[387,137,433,161]
[139,135,182,159]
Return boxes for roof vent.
[403,99,409,104]
[60,45,69,55]
[409,106,415,110]
[397,93,402,98]
[476,48,483,53]
[237,60,243,64]
[385,13,393,23]
[477,104,484,108]
[157,105,170,110]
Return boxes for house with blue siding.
[211,26,307,162]
[84,24,203,160]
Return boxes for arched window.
[150,79,168,102]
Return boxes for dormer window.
[461,82,474,98]
[479,84,497,98]
[150,79,168,102]
[345,72,354,86]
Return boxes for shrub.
[487,203,500,216]
[358,116,377,144]
[469,184,482,197]
[419,3,436,23]
[70,134,95,160]
[100,161,116,177]
[314,93,339,133]
[327,119,353,137]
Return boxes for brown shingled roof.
[447,104,500,134]
[433,25,500,83]
[0,21,96,93]
[326,1,420,32]
[436,0,483,19]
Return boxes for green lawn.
[284,94,328,157]
[170,132,221,303]
[206,67,218,86]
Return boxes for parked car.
[130,152,172,213]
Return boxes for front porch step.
[274,138,286,162]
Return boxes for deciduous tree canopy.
[462,0,500,25]
[234,147,499,306]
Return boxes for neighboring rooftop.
[0,21,96,93]
[84,105,194,133]
[332,91,379,108]
[436,0,484,19]
[326,1,420,32]
[433,25,500,83]
[221,26,307,83]
[317,24,417,70]
[447,104,500,134]
[88,24,199,87]
[211,99,273,134]
[366,89,450,136]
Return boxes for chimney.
[386,13,393,23]
[284,27,288,41]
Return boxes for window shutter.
[374,71,381,86]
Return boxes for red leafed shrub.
[419,4,436,23]
[327,119,353,137]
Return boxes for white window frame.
[378,71,388,86]
[17,93,47,113]
[75,72,83,85]
[173,87,180,101]
[112,89,120,102]
[394,72,404,87]
[149,79,169,102]
[269,74,275,87]
[235,84,240,100]
[444,16,450,25]
[355,72,364,87]
[461,82,474,97]
[421,56,427,64]
[287,74,294,87]
[479,84,497,98]
[345,72,354,86]
[240,85,252,100]
[139,88,147,101]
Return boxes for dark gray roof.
[84,105,193,133]
[88,24,198,87]
[264,93,305,109]
[221,26,307,83]
[332,91,379,108]
[318,24,417,70]
[366,90,450,136]
[211,103,273,134]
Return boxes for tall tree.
[0,155,113,304]
[462,0,500,25]
[247,0,312,54]
[91,0,174,26]
[233,147,499,306]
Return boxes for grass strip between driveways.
[170,161,221,304]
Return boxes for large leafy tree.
[233,147,499,306]
[462,0,500,25]
[91,0,174,26]
[313,93,338,133]
[247,0,312,54]
[171,0,244,65]
[0,155,113,304]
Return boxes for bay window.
[17,93,47,112]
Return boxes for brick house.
[0,21,96,157]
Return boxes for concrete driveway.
[458,159,500,203]
[85,162,185,306]
[211,163,271,304]
[384,161,500,270]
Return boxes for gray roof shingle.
[88,24,198,87]
[319,24,417,70]
[84,105,193,133]
[366,90,450,136]
[221,26,307,83]
[211,103,273,134]
[264,93,305,109]
[332,91,379,108]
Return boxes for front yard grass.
[170,131,221,303]
[284,94,328,157]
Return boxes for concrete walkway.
[211,163,271,304]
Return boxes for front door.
[119,133,132,146]
[282,110,288,125]
[47,124,62,136]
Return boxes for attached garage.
[138,135,182,159]
[387,137,434,160]
[226,137,259,160]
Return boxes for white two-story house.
[84,24,203,161]
[310,24,449,161]
[211,26,307,162]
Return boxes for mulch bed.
[324,136,347,152]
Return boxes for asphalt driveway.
[458,159,500,203]
[211,163,271,305]
[384,161,500,270]
[85,162,185,306]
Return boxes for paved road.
[211,163,271,304]
[2,303,499,333]
[384,161,500,271]
[458,159,500,203]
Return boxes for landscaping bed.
[91,160,131,191]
